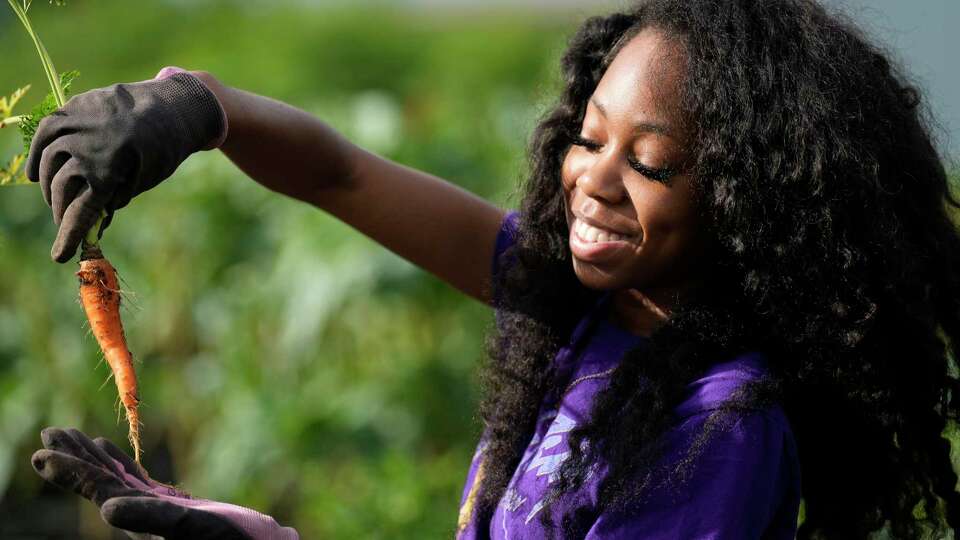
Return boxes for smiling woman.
[473,0,960,537]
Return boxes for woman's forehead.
[592,28,687,137]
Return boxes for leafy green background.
[0,2,586,538]
[0,2,956,539]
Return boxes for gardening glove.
[31,427,298,540]
[25,66,228,263]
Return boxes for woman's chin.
[572,259,629,291]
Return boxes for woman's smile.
[569,216,642,263]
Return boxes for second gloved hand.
[25,68,227,262]
[31,427,298,540]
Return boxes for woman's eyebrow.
[590,96,674,138]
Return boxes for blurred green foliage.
[0,1,584,538]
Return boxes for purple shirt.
[456,211,801,539]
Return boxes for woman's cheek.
[630,184,705,279]
[560,150,580,193]
[560,151,581,225]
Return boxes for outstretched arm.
[193,71,507,305]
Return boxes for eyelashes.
[569,135,676,184]
[627,157,676,184]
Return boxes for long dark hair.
[474,1,960,538]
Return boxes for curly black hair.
[473,0,960,538]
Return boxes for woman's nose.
[576,150,627,204]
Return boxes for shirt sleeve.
[491,210,520,277]
[490,210,520,305]
[584,407,801,540]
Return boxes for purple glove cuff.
[154,66,229,150]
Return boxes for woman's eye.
[627,157,675,184]
[571,135,603,152]
[571,134,676,184]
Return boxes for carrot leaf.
[0,153,29,186]
[0,85,31,119]
[18,69,78,154]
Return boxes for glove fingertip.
[53,190,108,263]
[101,496,183,535]
[99,496,133,526]
[51,239,78,264]
[39,427,81,456]
[40,426,64,447]
[30,449,53,475]
[28,449,83,489]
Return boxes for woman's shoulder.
[674,351,781,420]
[591,353,801,539]
[669,351,797,465]
[635,353,801,534]
[600,399,801,539]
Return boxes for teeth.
[573,218,633,244]
[577,220,589,238]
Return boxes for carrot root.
[77,247,142,463]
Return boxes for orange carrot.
[77,245,141,464]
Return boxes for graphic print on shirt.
[483,357,623,537]
[498,405,597,531]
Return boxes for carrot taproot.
[77,245,141,464]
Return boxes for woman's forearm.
[188,70,505,304]
[190,70,358,205]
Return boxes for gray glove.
[31,427,299,540]
[25,68,227,262]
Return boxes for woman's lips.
[569,217,642,263]
[572,217,641,244]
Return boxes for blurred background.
[0,1,956,539]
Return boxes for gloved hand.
[30,427,298,540]
[25,66,227,263]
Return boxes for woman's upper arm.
[312,145,508,304]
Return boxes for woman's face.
[562,28,707,294]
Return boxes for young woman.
[27,0,960,538]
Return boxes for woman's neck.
[609,283,697,337]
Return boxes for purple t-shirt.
[456,211,801,539]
